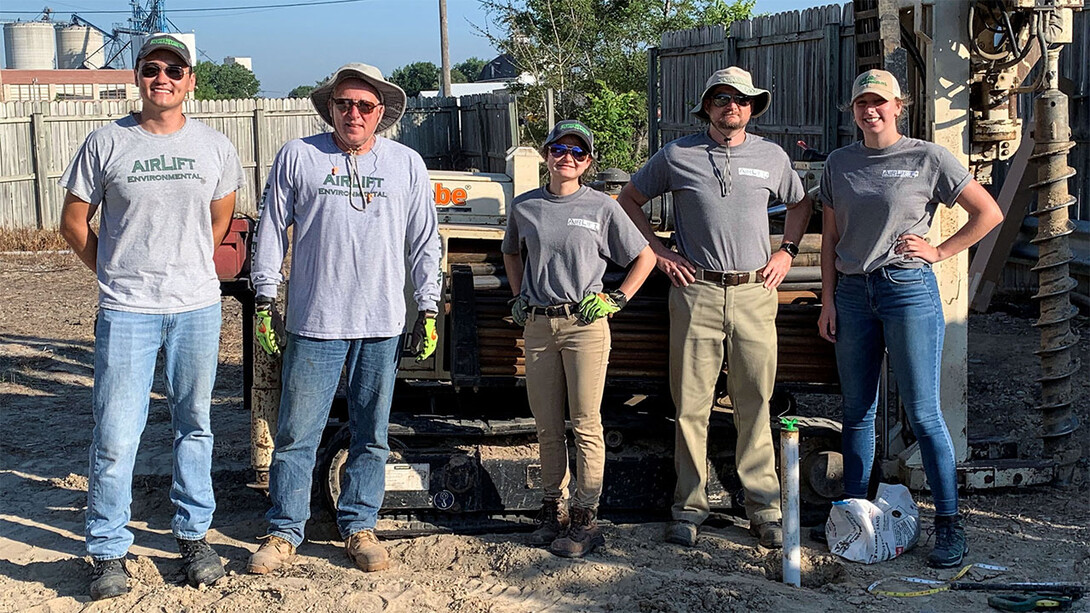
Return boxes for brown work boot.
[528,499,569,546]
[345,530,389,572]
[247,535,297,575]
[549,506,605,558]
[749,520,784,549]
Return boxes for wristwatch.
[779,241,799,259]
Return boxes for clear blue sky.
[2,0,834,97]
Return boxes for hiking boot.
[809,521,828,544]
[549,506,605,558]
[528,499,569,546]
[664,520,698,546]
[177,538,226,587]
[749,520,784,549]
[89,557,129,600]
[248,535,297,575]
[927,514,969,569]
[345,530,389,572]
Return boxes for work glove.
[409,311,438,361]
[254,296,284,356]
[509,295,530,327]
[577,290,627,324]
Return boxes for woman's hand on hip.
[895,233,941,263]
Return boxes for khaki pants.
[669,281,781,525]
[524,314,610,509]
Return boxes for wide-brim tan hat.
[311,63,406,133]
[851,69,902,102]
[690,66,771,120]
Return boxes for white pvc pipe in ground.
[781,420,801,587]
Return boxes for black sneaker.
[927,514,969,569]
[177,538,226,587]
[89,557,129,600]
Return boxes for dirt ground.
[1,251,1088,613]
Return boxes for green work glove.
[509,295,530,327]
[254,297,284,356]
[410,311,438,361]
[577,290,626,324]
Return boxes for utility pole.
[439,0,452,97]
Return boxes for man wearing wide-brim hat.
[618,66,812,550]
[248,63,441,574]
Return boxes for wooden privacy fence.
[0,93,517,229]
[651,4,856,162]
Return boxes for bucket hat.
[311,63,407,133]
[137,33,193,67]
[544,119,595,158]
[851,69,902,102]
[690,66,771,120]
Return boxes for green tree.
[193,61,260,100]
[390,61,441,97]
[454,57,488,82]
[287,84,315,98]
[477,0,754,163]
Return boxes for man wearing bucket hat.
[618,66,812,549]
[247,63,441,574]
[59,32,243,599]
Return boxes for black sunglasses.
[332,98,382,115]
[547,143,590,162]
[139,63,188,80]
[710,93,753,107]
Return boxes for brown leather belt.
[695,269,764,286]
[529,303,578,317]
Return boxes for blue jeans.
[834,266,959,516]
[87,303,222,560]
[265,333,400,546]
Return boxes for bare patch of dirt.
[1,252,1087,613]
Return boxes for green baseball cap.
[137,33,193,67]
[544,120,595,158]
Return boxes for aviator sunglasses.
[332,98,382,115]
[710,93,753,107]
[139,63,189,80]
[547,143,590,162]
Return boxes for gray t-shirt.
[501,185,648,306]
[630,131,805,272]
[818,136,972,274]
[250,133,441,339]
[59,114,244,314]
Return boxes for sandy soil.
[1,251,1087,613]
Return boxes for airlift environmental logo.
[319,173,387,199]
[127,155,205,183]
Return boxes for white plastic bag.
[826,483,920,564]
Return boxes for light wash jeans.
[87,303,222,560]
[265,333,400,546]
[834,266,959,516]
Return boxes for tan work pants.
[669,280,781,525]
[524,314,610,509]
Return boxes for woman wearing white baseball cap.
[816,69,1002,568]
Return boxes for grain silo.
[56,24,105,69]
[4,21,57,69]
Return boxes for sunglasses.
[710,93,753,107]
[547,143,590,162]
[139,63,188,80]
[332,98,382,115]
